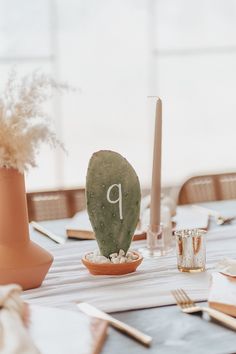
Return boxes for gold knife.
[31,221,66,244]
[77,302,152,347]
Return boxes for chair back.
[27,188,86,221]
[178,173,236,205]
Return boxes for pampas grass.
[0,70,68,173]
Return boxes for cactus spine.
[86,150,141,257]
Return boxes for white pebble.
[132,254,139,260]
[86,253,110,263]
[119,249,125,257]
[85,249,138,264]
[95,256,111,264]
[86,253,94,260]
[111,257,120,264]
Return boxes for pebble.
[132,254,139,260]
[119,249,125,257]
[86,253,111,264]
[86,249,138,264]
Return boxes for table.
[29,200,236,354]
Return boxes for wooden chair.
[27,188,86,222]
[178,173,236,205]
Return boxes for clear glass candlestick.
[139,223,173,258]
[175,229,206,272]
[139,205,174,258]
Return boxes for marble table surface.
[29,200,236,354]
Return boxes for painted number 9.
[106,184,123,220]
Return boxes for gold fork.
[215,215,236,225]
[172,288,236,331]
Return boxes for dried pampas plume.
[0,70,69,173]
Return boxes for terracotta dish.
[82,251,143,276]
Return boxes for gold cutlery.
[77,302,152,347]
[215,215,236,225]
[31,221,66,244]
[172,288,236,331]
[192,205,236,225]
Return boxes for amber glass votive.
[175,229,206,272]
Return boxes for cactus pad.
[86,150,141,257]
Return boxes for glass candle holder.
[139,203,175,258]
[174,229,206,272]
[139,223,173,258]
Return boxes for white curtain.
[0,0,236,190]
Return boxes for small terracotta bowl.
[82,251,143,276]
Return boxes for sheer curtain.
[0,0,236,191]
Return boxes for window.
[1,0,236,191]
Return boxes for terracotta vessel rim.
[82,251,143,275]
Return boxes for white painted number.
[106,184,123,220]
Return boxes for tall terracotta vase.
[0,168,53,290]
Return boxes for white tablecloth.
[22,226,236,313]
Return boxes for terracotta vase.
[0,168,53,290]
